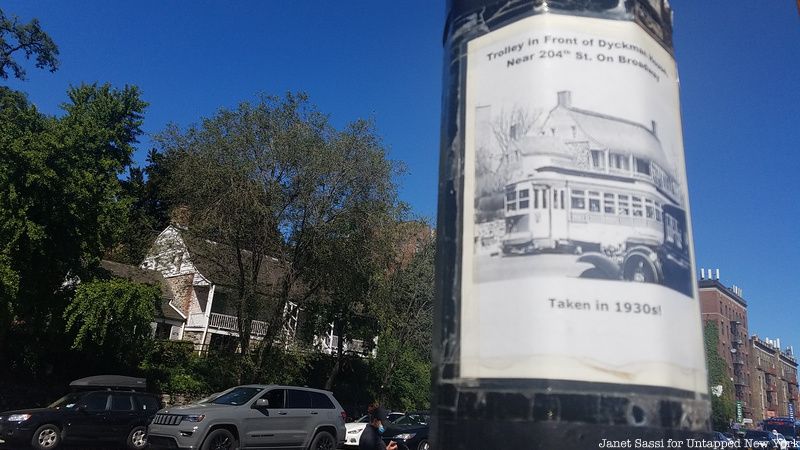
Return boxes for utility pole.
[433,1,710,448]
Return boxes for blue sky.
[4,1,800,353]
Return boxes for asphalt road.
[473,252,594,284]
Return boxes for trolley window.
[603,193,615,214]
[571,190,586,210]
[518,189,529,209]
[632,196,643,217]
[617,195,630,216]
[588,191,601,213]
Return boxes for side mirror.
[255,398,269,408]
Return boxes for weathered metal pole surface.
[433,1,710,448]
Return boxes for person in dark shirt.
[359,406,397,450]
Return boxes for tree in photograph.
[0,9,59,80]
[704,321,735,430]
[0,84,146,377]
[157,92,401,381]
[485,106,538,192]
[64,278,159,368]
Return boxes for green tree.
[0,9,59,80]
[0,84,146,377]
[111,149,171,264]
[64,278,159,368]
[704,321,736,430]
[157,93,400,382]
[371,230,434,408]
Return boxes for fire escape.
[730,320,748,415]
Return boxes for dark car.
[382,412,430,450]
[741,430,778,449]
[0,376,160,450]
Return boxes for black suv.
[0,375,160,450]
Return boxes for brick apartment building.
[699,275,751,419]
[748,336,799,420]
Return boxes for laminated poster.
[461,13,707,394]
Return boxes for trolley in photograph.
[501,166,692,295]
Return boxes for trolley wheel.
[623,255,657,283]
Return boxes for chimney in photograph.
[700,268,705,279]
[715,268,720,280]
[557,91,572,108]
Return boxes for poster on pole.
[461,13,706,394]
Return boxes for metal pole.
[434,1,710,448]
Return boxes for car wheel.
[417,439,431,450]
[31,424,61,450]
[126,425,148,450]
[201,429,238,450]
[309,431,336,450]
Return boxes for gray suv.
[146,385,346,450]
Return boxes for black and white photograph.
[472,88,693,297]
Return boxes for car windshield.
[387,412,404,422]
[210,387,262,406]
[354,415,370,423]
[394,413,429,426]
[48,393,84,409]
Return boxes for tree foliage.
[704,321,736,430]
[0,84,146,377]
[157,92,401,381]
[371,231,435,408]
[0,9,59,80]
[64,278,159,350]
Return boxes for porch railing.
[208,312,269,336]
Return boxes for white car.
[344,412,404,447]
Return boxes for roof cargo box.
[69,375,147,391]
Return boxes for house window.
[154,323,172,340]
[610,153,630,171]
[635,158,651,175]
[590,150,606,170]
